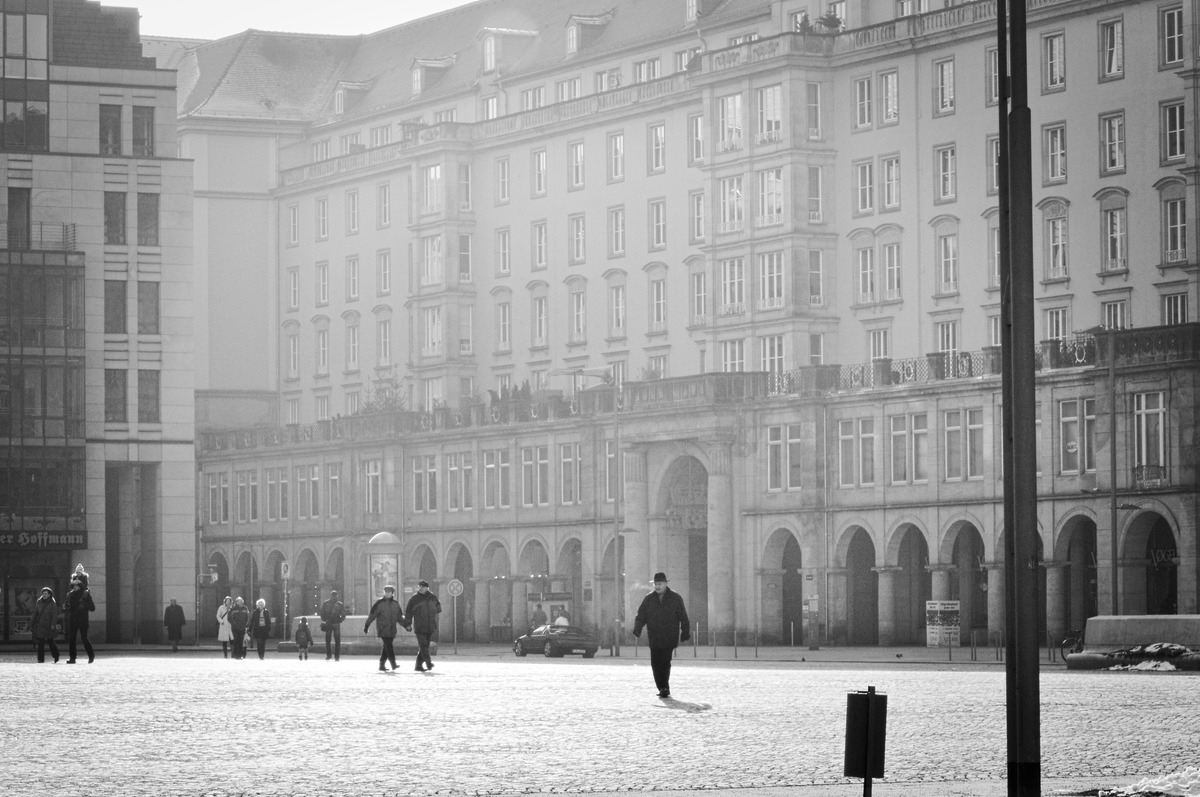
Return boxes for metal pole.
[453,594,458,655]
[613,382,622,656]
[1108,328,1120,615]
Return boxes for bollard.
[693,622,699,657]
[844,685,887,796]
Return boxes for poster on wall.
[925,600,961,647]
[369,554,399,598]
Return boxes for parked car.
[513,624,598,658]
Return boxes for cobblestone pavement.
[0,650,1194,796]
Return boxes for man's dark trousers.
[650,647,673,693]
[415,632,433,669]
[325,624,341,660]
[379,636,396,670]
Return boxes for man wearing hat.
[405,580,441,672]
[364,585,404,671]
[633,572,691,698]
[319,589,346,660]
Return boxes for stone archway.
[555,538,585,629]
[234,551,258,604]
[890,524,931,645]
[264,551,286,638]
[412,545,437,586]
[1122,511,1178,614]
[446,543,475,641]
[762,528,803,646]
[516,539,550,632]
[656,455,709,640]
[1052,515,1098,638]
[324,548,344,601]
[945,523,987,640]
[294,548,321,617]
[843,527,878,646]
[477,541,512,643]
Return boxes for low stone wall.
[276,615,438,657]
[1083,615,1200,649]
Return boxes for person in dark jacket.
[632,572,691,698]
[364,585,404,672]
[405,580,441,672]
[295,616,313,661]
[319,590,346,661]
[65,577,97,663]
[163,598,186,652]
[248,598,272,660]
[228,596,251,660]
[31,587,60,663]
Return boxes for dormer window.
[686,0,698,21]
[483,36,496,73]
[412,68,423,96]
[334,90,345,115]
[567,25,578,54]
[566,11,616,53]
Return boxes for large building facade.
[1,0,195,644]
[186,0,1197,645]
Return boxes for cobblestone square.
[1,653,1195,796]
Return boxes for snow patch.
[1101,766,1200,796]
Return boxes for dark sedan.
[513,624,599,658]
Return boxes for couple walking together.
[365,581,441,672]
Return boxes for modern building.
[180,0,1196,645]
[0,0,195,645]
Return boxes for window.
[855,161,874,214]
[720,339,745,372]
[377,318,391,365]
[346,190,359,234]
[1045,124,1067,182]
[608,207,626,256]
[377,184,391,227]
[720,257,744,316]
[857,247,876,304]
[985,47,1000,104]
[100,104,121,155]
[413,456,438,513]
[458,234,472,281]
[104,192,125,245]
[1044,307,1069,340]
[1164,195,1187,263]
[104,281,126,334]
[104,369,127,422]
[757,85,782,143]
[483,36,496,72]
[497,301,511,351]
[718,93,743,151]
[287,334,299,378]
[1102,298,1128,330]
[880,71,899,123]
[137,370,160,423]
[496,158,510,203]
[484,449,511,508]
[421,307,442,356]
[806,82,822,138]
[650,278,667,332]
[569,215,586,263]
[648,123,666,172]
[346,256,360,300]
[495,229,511,274]
[316,329,329,373]
[1100,19,1124,79]
[1101,113,1125,173]
[459,306,473,355]
[608,132,625,182]
[570,287,586,343]
[326,464,341,517]
[311,139,330,162]
[720,176,743,233]
[370,125,392,147]
[935,59,955,114]
[935,145,956,201]
[870,329,890,359]
[808,166,823,222]
[760,334,784,378]
[377,251,391,294]
[266,467,289,521]
[610,284,626,335]
[559,443,580,505]
[936,320,958,354]
[1103,206,1127,271]
[288,205,300,244]
[1161,6,1183,67]
[532,149,546,196]
[854,77,872,128]
[422,235,444,285]
[689,191,705,242]
[634,58,661,83]
[136,193,159,246]
[809,333,824,365]
[1134,392,1166,476]
[688,271,709,327]
[138,281,159,334]
[595,68,621,92]
[883,242,901,300]
[1164,293,1188,325]
[882,156,900,209]
[649,200,667,249]
[859,419,875,485]
[688,113,704,163]
[756,169,783,227]
[533,296,548,347]
[838,420,855,486]
[889,415,909,483]
[315,262,329,305]
[521,86,545,110]
[520,446,550,506]
[346,323,359,370]
[1043,32,1065,90]
[938,234,958,293]
[808,250,824,306]
[207,473,230,524]
[767,424,804,491]
[236,470,259,523]
[364,459,382,514]
[569,141,585,188]
[759,252,784,310]
[604,439,618,503]
[944,410,963,480]
[556,78,581,101]
[457,164,471,211]
[566,24,579,54]
[1163,101,1185,162]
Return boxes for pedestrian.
[554,610,570,626]
[64,575,96,663]
[632,572,691,698]
[319,589,346,661]
[31,587,60,663]
[295,616,313,661]
[530,602,547,632]
[364,585,404,672]
[248,598,272,660]
[405,580,441,672]
[228,596,250,660]
[163,598,186,652]
[216,596,234,658]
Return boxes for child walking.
[295,616,313,660]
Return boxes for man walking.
[64,577,96,663]
[319,589,346,660]
[163,598,186,652]
[364,585,404,672]
[405,580,441,672]
[632,572,690,698]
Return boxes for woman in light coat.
[215,596,233,658]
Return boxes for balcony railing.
[755,212,783,227]
[1165,249,1187,264]
[718,219,744,234]
[1,222,77,251]
[1134,464,1168,487]
[808,210,823,223]
[757,129,781,144]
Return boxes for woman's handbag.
[243,631,252,647]
[320,622,328,632]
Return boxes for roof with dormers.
[144,0,747,123]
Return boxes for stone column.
[928,565,955,601]
[1044,564,1067,644]
[621,445,649,627]
[826,568,848,644]
[706,441,735,644]
[874,567,901,646]
[986,565,1005,645]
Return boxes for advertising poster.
[925,600,961,647]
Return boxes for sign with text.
[925,600,961,647]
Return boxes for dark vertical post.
[999,0,1041,795]
[1108,328,1120,614]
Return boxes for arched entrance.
[294,549,320,617]
[1122,511,1178,614]
[599,536,625,647]
[761,528,803,646]
[412,545,437,585]
[844,527,878,645]
[947,524,987,639]
[892,525,931,645]
[325,548,344,601]
[265,551,286,638]
[447,543,475,641]
[555,538,584,629]
[516,539,550,632]
[658,456,709,640]
[234,551,258,605]
[477,541,512,643]
[201,552,231,638]
[1054,516,1098,634]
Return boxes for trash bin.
[844,686,886,780]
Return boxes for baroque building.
[1,0,195,644]
[181,0,1197,645]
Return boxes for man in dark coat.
[228,597,251,659]
[404,580,441,672]
[632,572,691,698]
[31,587,60,663]
[163,598,186,651]
[319,589,346,661]
[364,585,404,672]
[65,578,96,663]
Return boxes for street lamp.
[549,367,623,655]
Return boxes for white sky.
[125,0,474,40]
